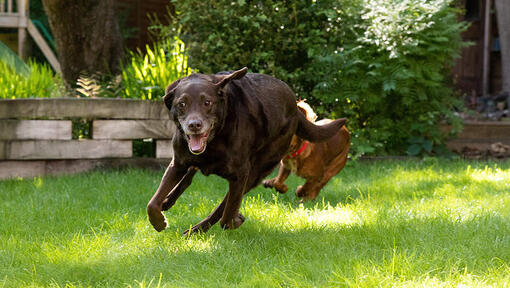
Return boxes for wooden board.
[0,120,71,140]
[0,140,132,160]
[456,121,510,139]
[92,120,175,139]
[27,20,61,73]
[0,158,170,180]
[0,98,170,120]
[446,138,510,152]
[156,140,173,159]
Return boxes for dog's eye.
[178,102,186,108]
[204,100,211,106]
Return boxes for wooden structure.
[0,98,175,179]
[0,0,60,72]
[453,0,502,98]
[445,120,510,153]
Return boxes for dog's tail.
[296,111,347,142]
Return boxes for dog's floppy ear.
[163,79,182,110]
[215,67,248,90]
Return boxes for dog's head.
[163,67,248,155]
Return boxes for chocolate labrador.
[147,67,346,235]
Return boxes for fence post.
[17,0,28,59]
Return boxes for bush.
[158,0,467,156]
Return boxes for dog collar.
[289,141,308,158]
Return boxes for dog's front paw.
[220,213,245,230]
[295,185,306,198]
[274,183,288,194]
[295,185,318,201]
[262,179,275,188]
[147,203,168,232]
[263,179,288,194]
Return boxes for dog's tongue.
[189,134,205,152]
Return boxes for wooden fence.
[0,98,175,179]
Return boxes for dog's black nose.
[188,119,203,132]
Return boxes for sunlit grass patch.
[0,159,509,287]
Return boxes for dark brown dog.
[263,101,350,201]
[147,68,346,235]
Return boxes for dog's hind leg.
[220,171,249,230]
[295,178,323,201]
[183,196,227,236]
[298,149,349,201]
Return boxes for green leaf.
[407,144,423,156]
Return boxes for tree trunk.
[495,0,510,97]
[42,0,124,85]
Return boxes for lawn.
[0,159,509,287]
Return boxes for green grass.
[0,159,509,287]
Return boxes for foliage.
[120,38,191,100]
[0,59,65,99]
[159,0,468,156]
[76,73,123,98]
[1,160,510,286]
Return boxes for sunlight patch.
[468,165,510,182]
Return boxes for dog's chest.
[283,158,299,174]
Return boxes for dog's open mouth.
[186,132,209,155]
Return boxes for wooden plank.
[446,138,510,152]
[0,15,19,28]
[0,158,171,180]
[156,140,173,158]
[27,20,61,73]
[482,0,492,97]
[456,122,510,139]
[0,140,132,160]
[0,98,170,119]
[0,160,46,179]
[0,158,169,179]
[0,120,71,140]
[92,120,175,139]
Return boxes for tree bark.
[42,0,124,85]
[495,0,510,96]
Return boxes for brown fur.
[146,68,347,235]
[263,101,350,201]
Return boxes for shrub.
[158,0,467,156]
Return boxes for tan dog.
[263,101,350,201]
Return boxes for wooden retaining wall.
[445,121,510,153]
[0,98,175,179]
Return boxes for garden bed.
[445,120,510,158]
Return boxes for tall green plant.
[121,37,190,100]
[0,61,65,99]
